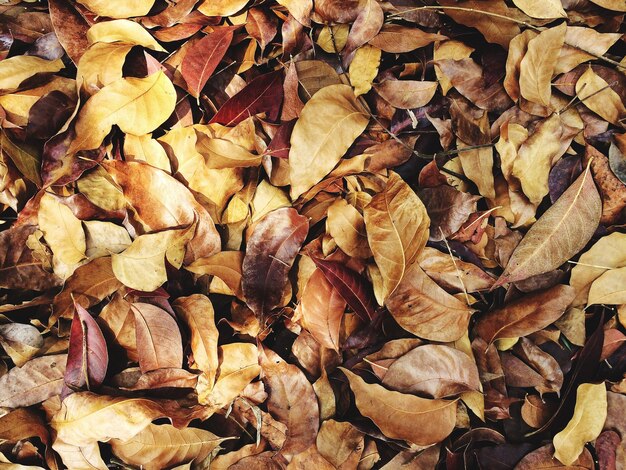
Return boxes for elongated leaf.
[386,262,473,342]
[260,347,319,459]
[364,172,430,302]
[210,70,283,126]
[0,354,67,408]
[475,285,575,343]
[65,302,108,391]
[494,162,601,287]
[182,26,236,98]
[297,268,346,351]
[341,368,457,446]
[512,0,566,18]
[519,23,566,107]
[242,207,308,320]
[382,344,480,398]
[553,383,607,465]
[514,444,593,470]
[368,24,446,53]
[131,302,183,373]
[172,295,219,385]
[312,258,376,322]
[289,84,369,199]
[110,423,226,470]
[76,0,156,18]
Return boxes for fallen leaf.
[0,354,67,408]
[242,207,308,321]
[382,344,481,398]
[131,302,183,373]
[514,444,593,469]
[386,262,474,342]
[76,0,156,18]
[553,382,608,466]
[476,285,575,343]
[375,80,437,109]
[364,172,430,302]
[65,302,108,391]
[341,368,457,446]
[368,24,446,53]
[511,0,566,18]
[110,423,225,470]
[289,84,369,199]
[576,66,626,126]
[495,163,601,287]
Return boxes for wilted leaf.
[386,262,474,342]
[289,84,369,199]
[297,268,346,351]
[69,71,176,153]
[511,0,566,19]
[76,0,156,19]
[260,347,319,459]
[364,172,430,302]
[65,302,108,391]
[495,163,601,287]
[349,45,381,97]
[0,354,66,408]
[368,24,446,53]
[131,302,183,373]
[110,423,225,470]
[575,66,626,125]
[553,382,607,465]
[476,285,575,343]
[375,80,437,109]
[341,368,457,446]
[514,444,594,469]
[242,207,308,320]
[382,344,480,398]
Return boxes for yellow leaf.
[198,343,261,409]
[250,180,291,223]
[77,0,156,19]
[198,0,249,16]
[87,20,165,51]
[38,193,86,277]
[195,132,262,169]
[110,424,226,470]
[50,392,165,447]
[69,70,176,153]
[576,66,626,125]
[570,232,626,306]
[512,0,566,18]
[553,382,607,465]
[519,23,566,107]
[77,43,133,95]
[52,438,108,470]
[326,198,371,258]
[349,45,381,97]
[111,226,193,292]
[83,220,131,259]
[364,172,430,301]
[123,134,171,172]
[587,267,626,305]
[317,24,349,53]
[289,84,369,199]
[0,56,64,92]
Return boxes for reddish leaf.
[181,26,238,98]
[64,302,109,392]
[312,257,377,322]
[242,207,309,321]
[210,70,284,126]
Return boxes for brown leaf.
[341,368,457,446]
[475,285,575,343]
[260,347,320,460]
[242,207,308,321]
[368,24,446,53]
[419,185,480,241]
[131,302,183,373]
[382,344,481,398]
[181,26,237,98]
[0,354,67,408]
[375,80,437,109]
[297,268,346,351]
[364,172,430,302]
[494,163,601,287]
[65,302,108,391]
[386,262,474,342]
[513,444,593,469]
